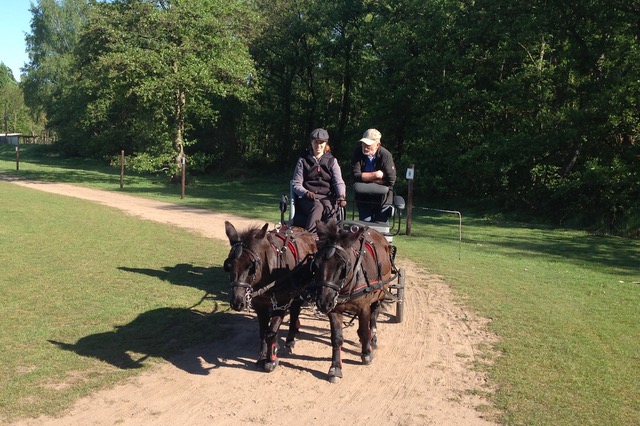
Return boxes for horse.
[312,219,394,383]
[224,221,317,372]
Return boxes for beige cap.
[359,128,381,145]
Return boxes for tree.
[1,62,44,136]
[248,0,381,167]
[22,0,89,123]
[72,0,257,177]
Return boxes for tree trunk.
[171,87,186,183]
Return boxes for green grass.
[403,215,639,425]
[1,144,640,425]
[0,180,232,422]
[1,144,290,219]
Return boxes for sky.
[0,0,34,82]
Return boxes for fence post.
[120,150,125,189]
[406,164,414,236]
[181,156,186,199]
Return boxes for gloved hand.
[306,191,316,199]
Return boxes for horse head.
[313,220,365,313]
[224,221,270,311]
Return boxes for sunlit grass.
[0,181,231,422]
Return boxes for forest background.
[1,0,639,237]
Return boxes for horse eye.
[312,257,321,272]
[340,265,348,279]
[223,259,232,272]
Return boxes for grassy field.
[1,144,639,425]
[0,180,232,422]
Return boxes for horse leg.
[263,312,284,373]
[370,300,381,349]
[255,307,270,369]
[284,300,302,354]
[327,312,344,383]
[358,306,374,365]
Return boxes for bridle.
[313,244,353,304]
[314,233,378,307]
[226,233,305,309]
[226,241,263,305]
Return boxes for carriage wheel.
[395,267,405,323]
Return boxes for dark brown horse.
[313,219,394,383]
[224,221,316,372]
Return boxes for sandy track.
[4,177,498,426]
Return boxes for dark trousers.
[357,203,391,223]
[297,196,338,232]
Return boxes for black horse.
[313,219,395,383]
[224,221,316,372]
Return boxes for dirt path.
[5,177,498,426]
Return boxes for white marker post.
[406,165,415,235]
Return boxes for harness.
[317,230,394,304]
[227,227,310,310]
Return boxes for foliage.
[17,0,640,236]
[0,63,16,87]
[0,63,44,136]
[21,0,89,126]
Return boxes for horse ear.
[225,221,238,244]
[256,223,269,240]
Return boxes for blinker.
[324,246,336,259]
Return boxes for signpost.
[406,164,415,235]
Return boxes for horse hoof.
[264,359,279,372]
[284,341,296,354]
[328,367,343,383]
[361,354,374,365]
[256,358,267,369]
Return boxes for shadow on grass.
[48,264,261,375]
[117,263,222,294]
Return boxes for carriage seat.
[351,182,405,242]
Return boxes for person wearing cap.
[351,128,397,222]
[291,128,347,232]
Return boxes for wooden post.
[406,164,415,236]
[16,144,19,171]
[120,150,125,189]
[181,156,186,199]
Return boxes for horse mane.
[316,219,366,252]
[225,222,268,251]
[236,225,269,252]
[316,219,341,247]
